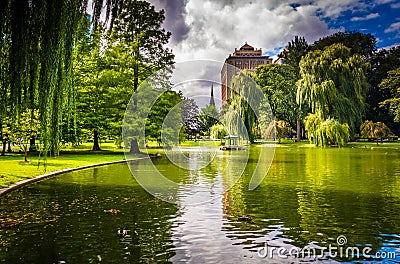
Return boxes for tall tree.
[311,31,377,57]
[366,46,400,134]
[278,36,309,76]
[181,97,200,138]
[198,105,219,136]
[253,64,300,140]
[297,43,370,134]
[222,71,262,143]
[0,0,136,156]
[145,91,183,146]
[379,68,400,123]
[108,0,174,153]
[277,36,309,140]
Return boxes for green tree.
[222,71,262,143]
[277,36,310,141]
[366,47,400,132]
[360,120,392,145]
[146,91,183,146]
[297,43,369,135]
[379,68,400,124]
[311,31,376,57]
[11,110,40,161]
[0,0,152,156]
[278,36,309,76]
[198,105,219,136]
[264,119,292,143]
[181,97,200,138]
[210,123,228,142]
[108,0,174,153]
[253,64,300,140]
[304,114,350,147]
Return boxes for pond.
[1,146,400,263]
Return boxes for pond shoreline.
[0,156,151,197]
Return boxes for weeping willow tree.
[0,0,127,156]
[221,71,262,143]
[297,43,370,135]
[304,113,350,147]
[360,120,392,145]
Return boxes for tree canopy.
[253,64,298,129]
[311,31,377,57]
[297,43,370,134]
[379,68,400,122]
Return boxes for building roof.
[227,55,271,59]
[239,42,254,51]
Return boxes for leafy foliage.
[278,36,309,76]
[181,97,200,137]
[11,110,40,161]
[264,119,292,143]
[146,91,183,146]
[311,31,376,57]
[304,114,350,147]
[297,43,370,134]
[198,105,219,136]
[253,64,298,129]
[379,68,400,122]
[221,71,262,143]
[210,124,228,141]
[360,120,392,144]
[366,46,400,133]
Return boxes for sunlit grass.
[0,142,143,188]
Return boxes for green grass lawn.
[0,142,143,188]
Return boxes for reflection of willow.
[296,148,391,250]
[296,148,345,244]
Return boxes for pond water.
[1,146,400,263]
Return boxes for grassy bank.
[0,143,142,188]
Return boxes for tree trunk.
[29,136,37,152]
[92,129,102,151]
[129,139,140,154]
[24,150,28,162]
[1,140,6,156]
[7,141,12,152]
[296,116,301,142]
[133,57,139,111]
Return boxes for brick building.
[221,43,272,104]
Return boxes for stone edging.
[0,157,150,197]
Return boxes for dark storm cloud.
[149,0,190,43]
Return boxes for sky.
[145,0,400,108]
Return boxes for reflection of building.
[221,43,273,104]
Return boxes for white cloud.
[379,43,400,50]
[147,0,381,99]
[391,2,400,8]
[385,22,400,33]
[168,0,356,63]
[351,13,380,21]
[374,0,395,4]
